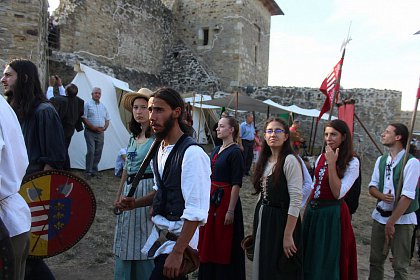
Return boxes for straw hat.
[122,88,153,112]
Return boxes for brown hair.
[324,119,355,178]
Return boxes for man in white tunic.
[0,95,31,280]
[120,87,211,279]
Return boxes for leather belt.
[376,206,393,217]
[310,199,343,209]
[147,229,178,257]
[127,173,153,185]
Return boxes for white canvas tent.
[69,63,132,171]
[263,99,337,120]
[184,94,220,144]
[202,92,288,115]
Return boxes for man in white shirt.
[368,123,419,280]
[45,75,65,99]
[120,87,211,279]
[0,96,31,280]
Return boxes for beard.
[3,89,14,104]
[154,116,175,140]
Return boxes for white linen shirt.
[46,85,65,99]
[369,150,419,225]
[0,97,31,237]
[141,143,211,257]
[310,155,360,200]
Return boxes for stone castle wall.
[169,0,272,91]
[55,0,175,75]
[0,0,49,88]
[247,86,419,160]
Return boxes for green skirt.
[302,204,341,280]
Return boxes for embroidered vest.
[152,134,201,221]
[378,153,419,214]
[312,154,337,200]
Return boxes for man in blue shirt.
[82,87,110,179]
[240,112,255,176]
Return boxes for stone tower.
[166,0,283,91]
[0,0,49,87]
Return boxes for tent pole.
[202,109,215,148]
[197,94,204,143]
[308,117,315,154]
[266,105,270,119]
[354,113,383,155]
[310,119,319,155]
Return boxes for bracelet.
[227,210,234,214]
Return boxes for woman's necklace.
[218,141,234,154]
[222,141,234,148]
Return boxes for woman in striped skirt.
[113,88,155,280]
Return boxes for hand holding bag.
[241,234,254,261]
[179,246,200,276]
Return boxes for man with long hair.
[120,87,211,279]
[2,58,66,279]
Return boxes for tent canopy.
[202,92,288,115]
[69,63,132,171]
[263,99,337,120]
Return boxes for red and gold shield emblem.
[19,170,96,258]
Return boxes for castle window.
[254,45,258,64]
[254,24,261,42]
[198,27,210,46]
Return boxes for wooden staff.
[354,113,383,155]
[114,138,162,215]
[383,78,420,253]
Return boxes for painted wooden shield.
[19,170,96,258]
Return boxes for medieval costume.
[252,155,303,280]
[198,144,245,280]
[303,154,359,280]
[113,136,155,279]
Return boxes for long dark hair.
[252,118,296,194]
[128,96,152,139]
[6,59,46,120]
[151,87,190,134]
[220,116,239,143]
[324,119,355,178]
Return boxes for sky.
[48,0,420,110]
[268,0,420,110]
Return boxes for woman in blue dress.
[113,88,155,280]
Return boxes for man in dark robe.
[2,58,66,280]
[51,83,84,170]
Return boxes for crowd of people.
[0,58,419,280]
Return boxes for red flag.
[318,58,343,121]
[417,77,420,99]
[338,102,355,137]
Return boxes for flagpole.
[320,49,346,151]
[327,48,346,121]
[394,78,420,205]
[354,113,383,155]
